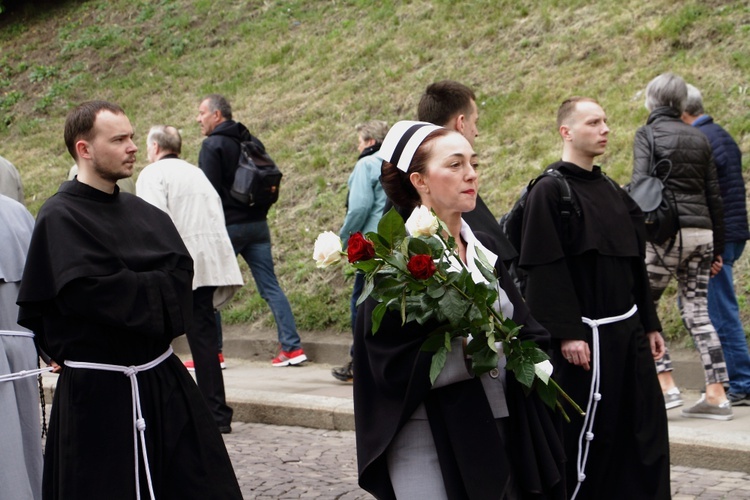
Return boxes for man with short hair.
[17,101,242,499]
[416,80,517,265]
[197,94,306,367]
[682,84,750,406]
[137,124,243,432]
[518,97,670,499]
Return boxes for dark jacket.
[632,106,725,255]
[693,115,749,244]
[198,120,270,225]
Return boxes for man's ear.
[75,140,92,160]
[454,113,466,134]
[559,124,572,142]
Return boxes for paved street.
[224,422,750,499]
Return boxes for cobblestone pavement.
[224,422,750,499]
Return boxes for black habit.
[17,180,243,500]
[520,162,670,500]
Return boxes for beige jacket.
[136,157,243,308]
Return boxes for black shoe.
[331,360,353,382]
[728,392,750,406]
[218,425,232,434]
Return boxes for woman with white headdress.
[352,121,566,500]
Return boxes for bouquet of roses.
[314,206,583,421]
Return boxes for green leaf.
[439,287,468,327]
[426,284,446,299]
[424,237,445,259]
[471,345,498,375]
[371,302,387,333]
[371,276,403,298]
[377,208,407,249]
[407,237,433,257]
[351,259,380,273]
[356,276,375,306]
[429,346,448,385]
[512,361,536,389]
[474,247,498,283]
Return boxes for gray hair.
[644,72,688,113]
[684,84,705,116]
[202,94,233,121]
[355,120,389,143]
[148,125,182,155]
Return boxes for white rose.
[405,205,439,237]
[313,231,343,268]
[534,360,554,385]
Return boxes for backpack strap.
[536,168,581,219]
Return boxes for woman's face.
[411,132,478,218]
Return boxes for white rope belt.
[570,304,638,500]
[64,346,173,500]
[0,330,54,382]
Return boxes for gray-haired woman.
[631,72,730,420]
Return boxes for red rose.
[347,232,375,263]
[407,254,436,280]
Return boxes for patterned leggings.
[647,239,729,386]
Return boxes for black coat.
[693,115,749,244]
[198,119,270,225]
[632,106,725,255]
[353,231,566,500]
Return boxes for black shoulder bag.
[625,126,680,248]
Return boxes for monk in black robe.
[17,101,242,500]
[519,98,670,499]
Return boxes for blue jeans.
[708,241,750,395]
[226,221,301,352]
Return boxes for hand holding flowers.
[313,207,583,421]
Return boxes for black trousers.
[185,286,233,427]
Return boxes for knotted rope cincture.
[0,330,54,382]
[570,305,637,500]
[64,346,173,500]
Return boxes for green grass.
[1,0,748,337]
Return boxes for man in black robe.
[17,101,243,500]
[519,97,670,499]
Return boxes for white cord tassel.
[65,347,173,500]
[570,305,637,500]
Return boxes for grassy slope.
[1,0,748,340]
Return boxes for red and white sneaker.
[184,353,226,371]
[272,348,307,367]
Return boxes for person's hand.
[710,255,723,277]
[50,360,62,373]
[561,339,591,371]
[647,331,665,360]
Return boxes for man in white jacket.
[137,125,243,433]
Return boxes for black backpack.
[229,138,282,207]
[499,168,580,295]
